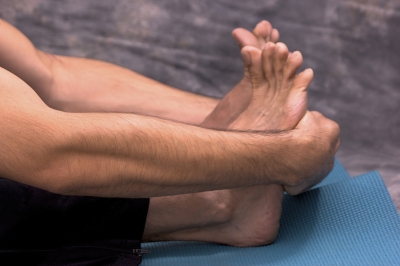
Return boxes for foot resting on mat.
[144,41,313,247]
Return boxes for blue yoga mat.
[314,158,350,188]
[142,162,400,265]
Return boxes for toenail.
[274,45,280,52]
[264,43,269,50]
[305,68,313,74]
[292,51,300,57]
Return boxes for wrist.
[225,130,295,187]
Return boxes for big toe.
[232,28,260,49]
[253,20,280,48]
[253,20,273,48]
[232,20,279,50]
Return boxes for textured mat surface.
[142,170,400,265]
[314,158,349,188]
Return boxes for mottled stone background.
[0,0,399,210]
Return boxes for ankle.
[200,190,235,225]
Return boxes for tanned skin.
[0,19,339,246]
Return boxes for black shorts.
[0,178,149,266]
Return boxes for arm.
[0,19,219,124]
[0,67,339,198]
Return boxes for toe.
[272,42,289,88]
[283,51,303,81]
[232,28,260,49]
[291,68,314,92]
[262,42,276,85]
[241,46,265,87]
[233,21,278,50]
[271,28,280,43]
[253,20,272,48]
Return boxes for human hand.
[279,111,340,195]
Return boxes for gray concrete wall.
[0,0,399,209]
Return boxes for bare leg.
[0,18,217,124]
[0,19,276,126]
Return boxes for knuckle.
[330,120,340,133]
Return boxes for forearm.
[36,112,287,198]
[0,65,284,197]
[1,103,283,198]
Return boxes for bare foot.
[144,22,282,244]
[146,41,313,247]
[230,42,313,130]
[145,24,312,248]
[201,21,279,129]
[157,185,284,247]
[180,43,312,247]
[194,43,313,246]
